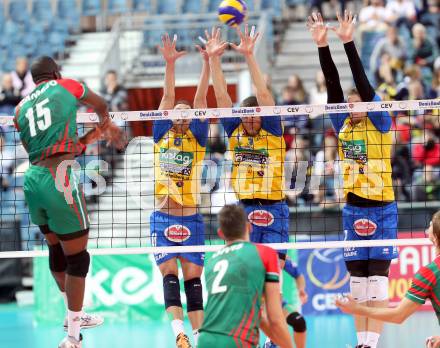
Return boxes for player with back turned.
[198,204,293,348]
[308,11,397,348]
[14,56,126,348]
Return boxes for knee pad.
[350,276,368,303]
[345,260,369,278]
[184,277,203,312]
[48,243,67,273]
[286,312,306,333]
[368,259,391,277]
[66,250,90,278]
[163,274,182,309]
[368,276,389,301]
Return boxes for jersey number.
[25,99,52,137]
[211,259,229,294]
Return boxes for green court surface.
[0,303,437,347]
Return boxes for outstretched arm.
[193,45,210,109]
[231,25,275,106]
[158,34,187,111]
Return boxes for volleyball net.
[0,98,439,258]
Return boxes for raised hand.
[101,123,128,150]
[195,44,209,62]
[158,33,187,63]
[79,127,101,145]
[307,12,328,47]
[330,10,356,44]
[230,24,260,57]
[204,27,228,58]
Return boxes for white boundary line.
[0,238,432,259]
[0,99,438,125]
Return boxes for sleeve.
[189,119,209,147]
[367,94,392,133]
[330,112,349,134]
[13,106,20,131]
[405,265,436,305]
[255,244,280,283]
[220,117,241,137]
[318,46,344,104]
[153,120,173,143]
[261,115,283,136]
[57,79,89,100]
[284,258,300,279]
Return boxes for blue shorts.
[150,211,205,266]
[243,201,289,255]
[342,202,398,261]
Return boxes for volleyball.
[218,0,248,27]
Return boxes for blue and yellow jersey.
[222,116,285,201]
[153,119,208,207]
[330,94,394,202]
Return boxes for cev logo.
[306,249,350,290]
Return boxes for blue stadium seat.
[208,0,221,12]
[108,0,129,14]
[49,32,65,53]
[144,17,165,48]
[133,0,152,12]
[9,0,29,23]
[82,0,101,16]
[32,0,53,21]
[182,0,204,13]
[157,0,180,14]
[58,0,79,16]
[261,0,282,17]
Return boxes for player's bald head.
[218,205,248,241]
[31,56,61,84]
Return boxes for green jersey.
[14,79,88,164]
[406,256,440,325]
[199,242,280,347]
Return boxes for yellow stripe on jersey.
[228,124,286,200]
[154,129,206,207]
[338,117,394,202]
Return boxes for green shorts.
[23,165,90,239]
[198,332,258,348]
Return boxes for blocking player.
[336,210,440,348]
[198,204,293,348]
[205,26,288,265]
[14,56,126,348]
[150,34,211,348]
[265,256,308,348]
[308,11,397,348]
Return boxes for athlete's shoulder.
[255,244,279,281]
[57,79,88,100]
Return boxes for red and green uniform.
[199,242,280,348]
[406,256,440,324]
[15,79,90,237]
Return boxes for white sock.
[61,292,68,311]
[357,331,367,345]
[171,319,185,338]
[365,332,380,348]
[67,310,82,341]
[193,329,200,346]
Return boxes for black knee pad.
[368,259,391,277]
[286,312,306,333]
[48,243,67,273]
[66,250,90,278]
[345,260,369,278]
[163,274,182,309]
[184,277,203,312]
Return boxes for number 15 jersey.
[15,79,88,164]
[199,242,280,347]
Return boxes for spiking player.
[14,56,126,348]
[206,26,288,265]
[198,204,293,348]
[265,256,308,348]
[150,34,211,348]
[308,11,397,348]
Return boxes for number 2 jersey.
[199,242,280,347]
[14,79,88,164]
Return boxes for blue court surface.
[1,303,437,347]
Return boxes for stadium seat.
[8,0,29,24]
[57,0,81,31]
[157,0,180,14]
[32,0,53,21]
[82,0,101,16]
[144,17,166,48]
[48,32,66,54]
[261,0,282,17]
[108,0,129,14]
[208,0,221,12]
[133,0,152,12]
[182,0,204,14]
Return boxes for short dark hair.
[106,70,117,76]
[218,205,247,240]
[175,99,192,108]
[240,96,259,107]
[31,56,60,84]
[346,87,360,98]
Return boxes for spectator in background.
[101,70,128,112]
[281,84,309,137]
[10,57,35,97]
[429,64,440,98]
[309,71,332,148]
[398,65,427,100]
[310,0,346,14]
[359,0,391,32]
[413,127,440,168]
[0,132,15,190]
[0,73,21,115]
[309,70,327,105]
[386,0,417,30]
[287,74,309,104]
[370,25,407,78]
